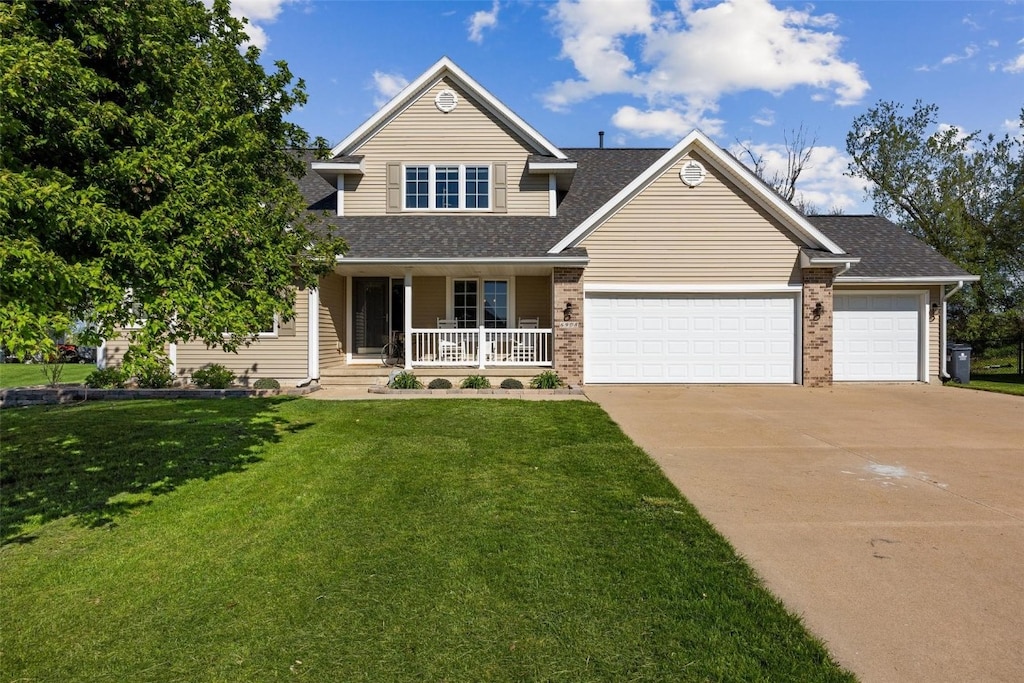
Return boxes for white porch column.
[168,342,177,377]
[308,287,320,380]
[478,326,486,370]
[404,272,413,370]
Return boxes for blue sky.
[232,0,1024,214]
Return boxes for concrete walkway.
[586,383,1023,683]
[306,385,588,401]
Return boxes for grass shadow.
[0,398,307,544]
[970,373,1024,385]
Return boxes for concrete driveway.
[586,383,1023,683]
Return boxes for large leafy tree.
[846,101,1024,344]
[0,0,344,363]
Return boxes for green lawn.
[0,362,94,388]
[950,343,1024,396]
[949,374,1024,396]
[1,398,854,682]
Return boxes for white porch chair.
[436,318,466,361]
[512,318,539,362]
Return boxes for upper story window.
[404,164,490,210]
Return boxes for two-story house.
[102,57,977,388]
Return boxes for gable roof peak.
[549,127,846,255]
[330,57,567,160]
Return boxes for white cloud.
[543,0,869,140]
[1002,117,1024,143]
[219,0,299,50]
[370,71,410,107]
[731,141,870,213]
[1004,39,1024,73]
[544,0,657,111]
[920,40,1008,73]
[752,108,775,127]
[938,44,980,66]
[613,106,706,138]
[468,1,500,44]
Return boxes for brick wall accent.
[552,267,584,386]
[802,268,834,387]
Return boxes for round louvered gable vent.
[434,89,458,113]
[679,160,707,187]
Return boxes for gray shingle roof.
[295,148,666,259]
[807,215,976,280]
[295,150,974,281]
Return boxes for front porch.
[315,266,582,381]
[405,326,552,368]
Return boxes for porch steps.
[318,366,546,389]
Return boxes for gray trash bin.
[947,344,971,384]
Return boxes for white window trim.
[257,314,280,338]
[452,278,480,328]
[447,277,514,328]
[123,288,145,329]
[219,314,279,340]
[403,163,492,212]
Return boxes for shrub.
[530,370,564,389]
[390,371,423,389]
[191,364,236,389]
[123,348,174,388]
[136,365,174,389]
[500,378,524,389]
[427,378,452,390]
[84,367,128,389]
[460,375,491,389]
[253,377,281,390]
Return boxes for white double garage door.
[584,291,924,384]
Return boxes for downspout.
[939,280,965,381]
[168,342,177,379]
[835,261,853,278]
[297,287,321,388]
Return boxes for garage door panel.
[834,294,920,381]
[586,293,796,384]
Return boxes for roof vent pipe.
[598,131,604,148]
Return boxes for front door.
[353,277,389,353]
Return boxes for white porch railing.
[408,326,552,368]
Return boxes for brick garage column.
[802,268,834,387]
[552,267,584,386]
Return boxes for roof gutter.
[837,275,981,284]
[334,256,590,266]
[799,252,861,270]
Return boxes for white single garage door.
[584,293,797,384]
[834,293,921,381]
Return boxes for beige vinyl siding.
[102,334,166,369]
[175,291,309,384]
[345,77,548,216]
[515,276,552,327]
[834,284,943,380]
[580,152,804,285]
[319,273,346,370]
[411,276,447,328]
